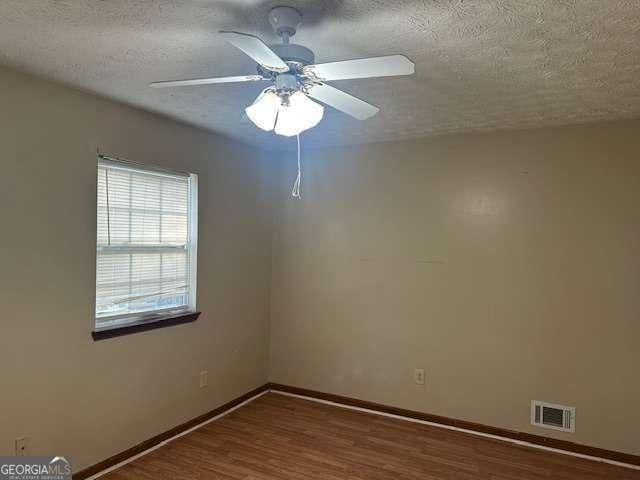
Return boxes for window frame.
[92,155,199,340]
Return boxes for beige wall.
[2,61,638,468]
[270,120,640,455]
[0,66,274,471]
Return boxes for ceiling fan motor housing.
[270,43,315,67]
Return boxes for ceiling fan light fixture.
[245,90,280,131]
[274,91,324,137]
[151,7,416,138]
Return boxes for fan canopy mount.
[268,6,303,39]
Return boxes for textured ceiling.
[1,1,639,150]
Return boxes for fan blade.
[219,31,289,73]
[303,55,414,81]
[149,75,267,88]
[306,83,379,120]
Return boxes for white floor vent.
[531,401,575,433]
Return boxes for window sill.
[92,311,201,341]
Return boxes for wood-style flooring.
[101,392,640,480]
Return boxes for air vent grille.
[531,401,575,433]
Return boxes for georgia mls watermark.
[0,457,71,480]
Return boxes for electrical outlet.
[414,368,425,385]
[199,370,208,388]
[15,437,29,456]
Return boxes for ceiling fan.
[150,6,415,137]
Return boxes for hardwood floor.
[101,393,640,480]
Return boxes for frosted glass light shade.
[245,90,280,131]
[274,92,324,137]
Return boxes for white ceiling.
[1,1,639,150]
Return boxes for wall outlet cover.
[15,437,29,456]
[199,370,208,388]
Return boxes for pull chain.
[291,134,302,198]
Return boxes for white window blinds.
[95,157,198,330]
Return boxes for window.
[94,156,198,334]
